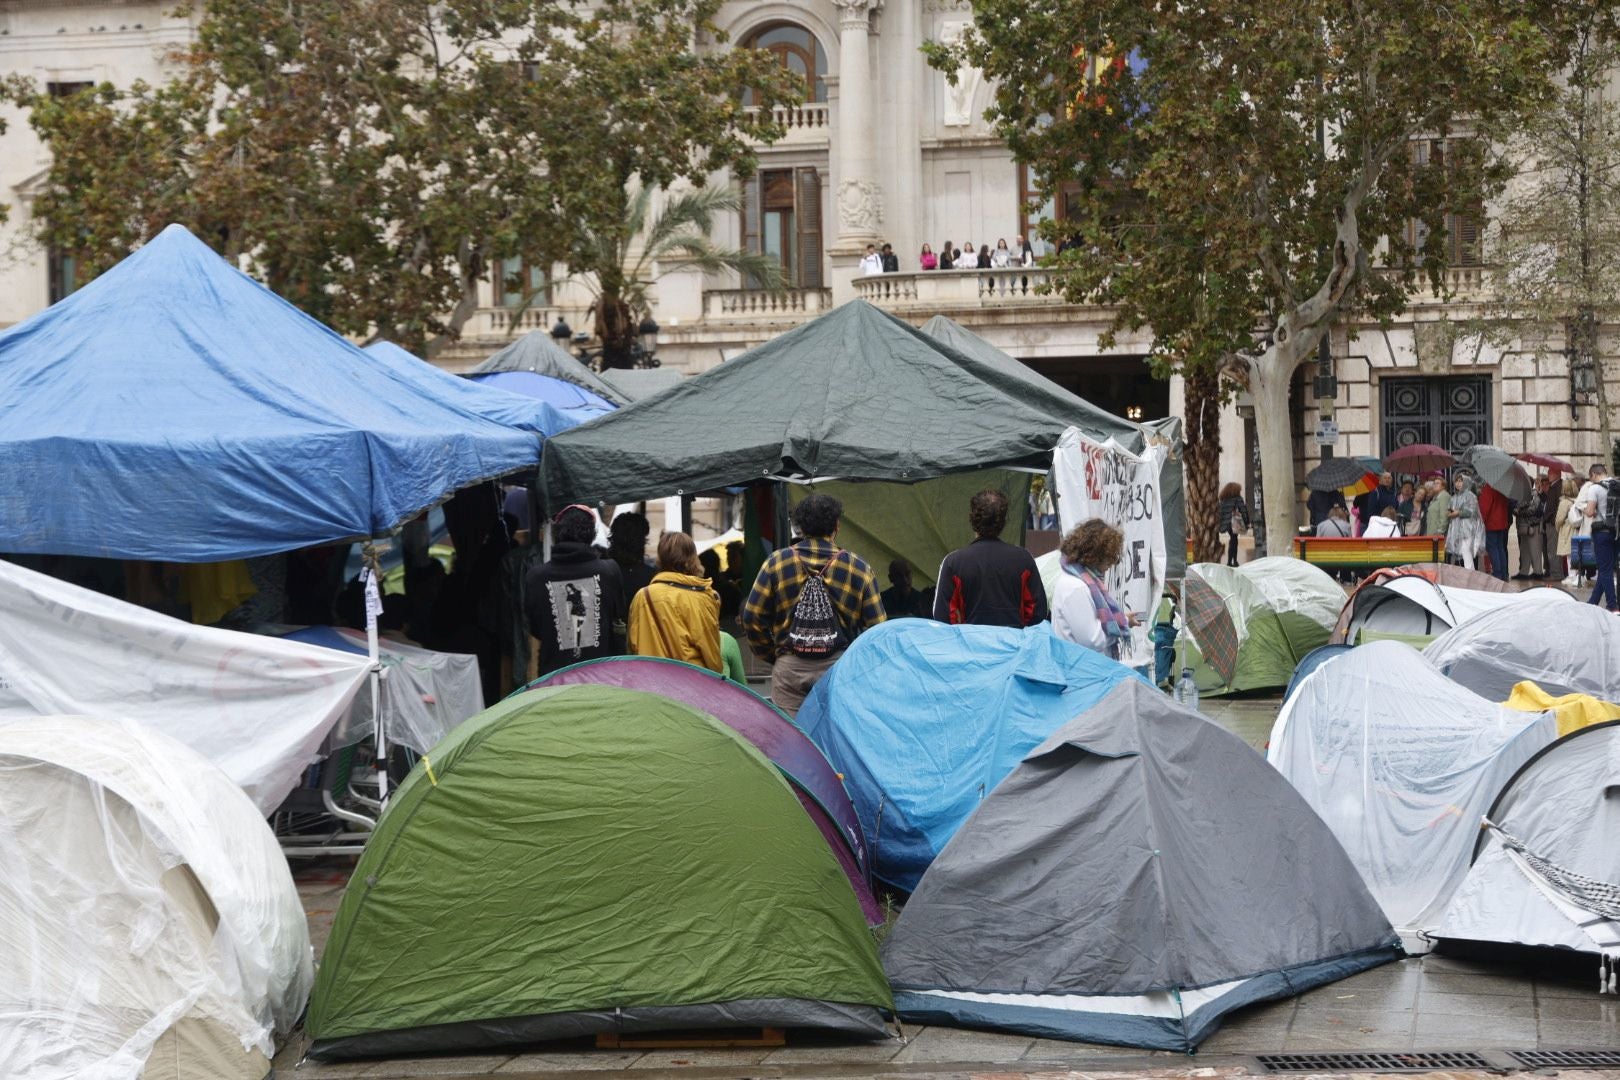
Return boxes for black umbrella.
[1304,457,1377,493]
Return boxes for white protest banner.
[1051,427,1167,667]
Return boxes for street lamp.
[1568,342,1598,420]
[550,317,572,342]
[638,316,660,358]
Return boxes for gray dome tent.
[469,330,631,406]
[1438,721,1620,970]
[1424,595,1620,702]
[881,679,1399,1051]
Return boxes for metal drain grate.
[1256,1052,1495,1073]
[1511,1050,1620,1069]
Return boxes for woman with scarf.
[1051,518,1137,660]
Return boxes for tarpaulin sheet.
[1425,594,1620,701]
[467,370,616,422]
[0,716,312,1079]
[278,626,482,755]
[0,558,369,812]
[539,300,1168,510]
[1268,641,1558,937]
[362,341,578,436]
[468,329,632,406]
[797,619,1145,891]
[0,225,542,561]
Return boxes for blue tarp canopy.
[362,342,577,437]
[466,370,616,423]
[0,225,543,562]
[797,619,1146,891]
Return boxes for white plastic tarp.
[327,629,481,754]
[0,559,370,812]
[1439,724,1620,957]
[0,716,313,1079]
[1269,641,1559,939]
[1425,595,1620,702]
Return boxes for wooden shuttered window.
[795,166,822,289]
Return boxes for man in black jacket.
[933,490,1049,628]
[524,505,627,675]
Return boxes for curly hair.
[968,489,1009,539]
[553,507,597,545]
[792,494,843,539]
[1219,482,1241,501]
[608,512,650,566]
[1060,518,1124,572]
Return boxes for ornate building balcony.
[744,102,831,146]
[703,287,834,320]
[852,267,1071,313]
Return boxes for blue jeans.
[1573,536,1595,571]
[1590,528,1617,609]
[1485,530,1509,581]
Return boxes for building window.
[1015,163,1087,252]
[46,80,94,99]
[741,24,828,104]
[1405,140,1485,267]
[741,167,822,288]
[1381,375,1491,456]
[47,247,79,304]
[492,258,549,308]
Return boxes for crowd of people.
[861,236,1043,275]
[1290,460,1619,610]
[522,490,1139,718]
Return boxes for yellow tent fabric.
[1506,681,1620,737]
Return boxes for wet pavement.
[273,692,1620,1079]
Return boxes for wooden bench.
[1292,534,1446,571]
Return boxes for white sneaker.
[1564,575,1581,587]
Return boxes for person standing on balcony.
[991,238,1012,268]
[1017,235,1038,265]
[960,241,976,269]
[880,243,899,273]
[976,244,994,269]
[920,243,938,270]
[859,243,883,276]
[933,490,1049,628]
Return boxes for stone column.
[828,0,883,302]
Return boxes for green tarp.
[787,469,1032,589]
[540,300,1158,508]
[307,683,891,1058]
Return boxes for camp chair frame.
[274,743,378,857]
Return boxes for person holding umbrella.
[1578,463,1616,610]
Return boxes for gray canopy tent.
[538,301,1183,571]
[469,330,631,407]
[882,679,1399,1051]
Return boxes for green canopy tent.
[539,301,1183,573]
[306,683,891,1059]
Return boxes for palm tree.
[572,184,785,369]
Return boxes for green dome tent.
[306,684,892,1059]
[1181,557,1344,695]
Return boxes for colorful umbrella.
[1384,444,1456,473]
[1181,574,1238,685]
[1305,457,1377,493]
[1516,452,1574,475]
[1462,445,1533,502]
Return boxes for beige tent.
[0,717,312,1079]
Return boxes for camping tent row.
[1334,564,1577,647]
[535,302,1185,577]
[1270,635,1619,965]
[304,633,1400,1059]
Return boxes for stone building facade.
[4,0,1617,525]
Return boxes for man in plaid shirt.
[740,494,885,717]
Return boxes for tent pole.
[362,542,388,804]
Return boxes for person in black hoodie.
[524,505,627,675]
[933,489,1049,628]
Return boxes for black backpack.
[1602,478,1620,534]
[785,551,846,657]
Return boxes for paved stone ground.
[272,691,1620,1079]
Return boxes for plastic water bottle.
[1176,668,1199,713]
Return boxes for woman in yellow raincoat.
[628,531,722,672]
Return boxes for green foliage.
[6,0,800,354]
[934,0,1584,378]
